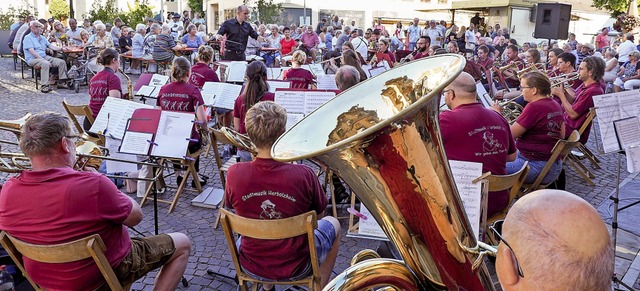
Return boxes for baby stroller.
[66,46,100,93]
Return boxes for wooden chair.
[0,231,130,291]
[522,130,582,193]
[61,99,105,146]
[219,209,321,291]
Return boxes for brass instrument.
[118,68,133,100]
[497,100,523,124]
[272,54,495,290]
[515,63,540,78]
[74,140,105,170]
[220,127,257,155]
[0,113,31,139]
[550,72,580,88]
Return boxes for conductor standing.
[215,5,265,61]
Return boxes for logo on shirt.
[260,199,282,219]
[482,131,504,153]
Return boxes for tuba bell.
[272,55,495,290]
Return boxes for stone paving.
[0,55,638,290]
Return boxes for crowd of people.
[1,6,622,291]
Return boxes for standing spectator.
[325,26,334,51]
[407,18,421,50]
[128,23,146,73]
[373,17,385,31]
[331,15,342,30]
[617,33,636,65]
[351,29,369,61]
[192,12,205,26]
[394,22,405,43]
[316,18,326,34]
[168,13,184,39]
[470,13,481,26]
[595,27,610,50]
[111,18,123,47]
[424,20,444,47]
[10,15,25,31]
[437,20,447,36]
[336,26,351,51]
[182,10,190,23]
[465,23,477,54]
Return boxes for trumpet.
[515,63,540,79]
[118,68,133,100]
[550,72,580,88]
[498,61,522,74]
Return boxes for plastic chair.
[219,209,321,291]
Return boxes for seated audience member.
[153,24,185,64]
[283,50,316,89]
[335,65,361,91]
[0,112,190,290]
[300,25,320,61]
[234,61,275,161]
[86,48,122,131]
[495,189,613,291]
[22,20,69,93]
[494,72,564,184]
[88,23,115,49]
[128,23,147,74]
[118,26,132,54]
[181,24,204,49]
[602,47,619,84]
[553,56,605,145]
[225,101,341,289]
[279,27,297,66]
[440,72,516,217]
[613,51,640,92]
[156,57,208,187]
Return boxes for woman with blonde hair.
[283,50,316,89]
[156,56,208,186]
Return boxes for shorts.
[242,218,337,282]
[95,234,175,290]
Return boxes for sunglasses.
[490,220,524,277]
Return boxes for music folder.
[119,109,194,159]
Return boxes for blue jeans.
[507,152,562,185]
[409,42,416,51]
[239,218,337,281]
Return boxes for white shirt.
[425,27,443,46]
[617,40,636,63]
[352,36,369,61]
[465,30,477,44]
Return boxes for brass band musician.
[85,48,123,132]
[546,48,564,76]
[496,44,524,92]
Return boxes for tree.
[592,0,635,16]
[244,0,283,24]
[119,0,153,26]
[49,0,70,21]
[188,0,203,13]
[84,0,121,23]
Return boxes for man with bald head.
[439,72,516,217]
[216,5,265,61]
[496,189,613,290]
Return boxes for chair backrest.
[529,130,581,190]
[62,99,95,135]
[485,161,530,223]
[0,231,124,291]
[219,209,320,290]
[577,108,596,136]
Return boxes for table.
[258,47,279,67]
[178,47,198,63]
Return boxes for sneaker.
[40,85,51,93]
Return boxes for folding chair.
[0,231,130,291]
[219,209,321,291]
[62,99,104,146]
[522,130,582,193]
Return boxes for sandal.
[40,85,51,93]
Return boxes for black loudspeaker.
[534,3,571,39]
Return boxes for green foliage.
[592,0,634,16]
[84,0,153,27]
[0,1,39,30]
[244,0,283,24]
[188,0,203,13]
[49,0,70,21]
[120,0,153,26]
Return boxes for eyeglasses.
[489,221,525,277]
[520,86,533,89]
[442,89,455,96]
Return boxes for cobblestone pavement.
[0,55,638,290]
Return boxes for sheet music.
[626,146,640,173]
[267,80,291,93]
[201,82,242,109]
[476,82,491,108]
[358,204,387,239]
[104,137,138,173]
[593,91,640,153]
[119,131,153,155]
[614,117,640,150]
[150,111,193,159]
[316,74,338,90]
[89,97,154,139]
[275,90,305,114]
[150,74,169,86]
[362,64,372,78]
[449,160,483,241]
[368,66,387,78]
[304,91,335,114]
[136,85,156,97]
[285,113,304,131]
[226,61,248,82]
[303,63,325,76]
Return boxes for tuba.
[272,55,495,290]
